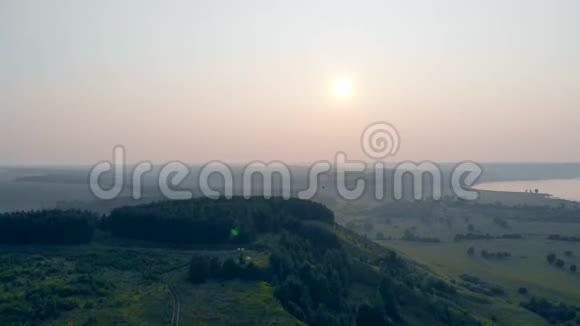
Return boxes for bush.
[222,258,242,278]
[467,246,475,256]
[189,255,210,283]
[376,232,385,241]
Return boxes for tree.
[376,232,385,241]
[555,259,565,269]
[209,256,222,278]
[356,302,388,326]
[467,246,475,256]
[242,262,263,281]
[189,255,210,283]
[517,287,528,295]
[534,189,539,194]
[546,253,556,264]
[467,224,474,232]
[222,257,242,278]
[0,209,96,244]
[570,264,577,273]
[363,221,374,234]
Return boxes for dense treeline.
[270,232,353,325]
[106,197,334,244]
[454,233,523,242]
[480,250,511,260]
[521,297,578,324]
[547,234,580,242]
[456,200,580,223]
[188,254,265,283]
[0,210,95,244]
[459,274,505,297]
[268,231,478,325]
[454,233,494,242]
[401,229,440,243]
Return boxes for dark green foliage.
[241,262,264,280]
[0,209,95,244]
[107,197,334,244]
[270,232,352,324]
[518,287,528,295]
[401,229,440,243]
[222,257,243,278]
[547,253,557,264]
[555,259,565,268]
[459,274,505,297]
[375,232,385,241]
[493,217,510,229]
[467,246,475,256]
[187,254,266,282]
[521,297,578,324]
[455,233,522,242]
[0,255,113,325]
[356,302,390,326]
[548,234,580,242]
[480,250,511,260]
[454,233,493,242]
[189,255,210,283]
[421,275,457,297]
[571,264,577,273]
[209,256,222,278]
[499,233,522,239]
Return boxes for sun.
[333,79,353,98]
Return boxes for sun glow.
[333,79,353,98]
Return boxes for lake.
[475,178,580,202]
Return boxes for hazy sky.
[1,0,579,164]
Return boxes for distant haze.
[1,1,579,164]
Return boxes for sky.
[1,0,579,165]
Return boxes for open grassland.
[335,193,580,325]
[386,240,580,304]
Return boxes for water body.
[475,178,580,202]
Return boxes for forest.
[0,210,95,244]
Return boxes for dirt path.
[162,264,188,326]
[168,283,181,326]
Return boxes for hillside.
[0,197,496,325]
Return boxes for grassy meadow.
[335,190,580,325]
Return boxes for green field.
[335,191,580,325]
